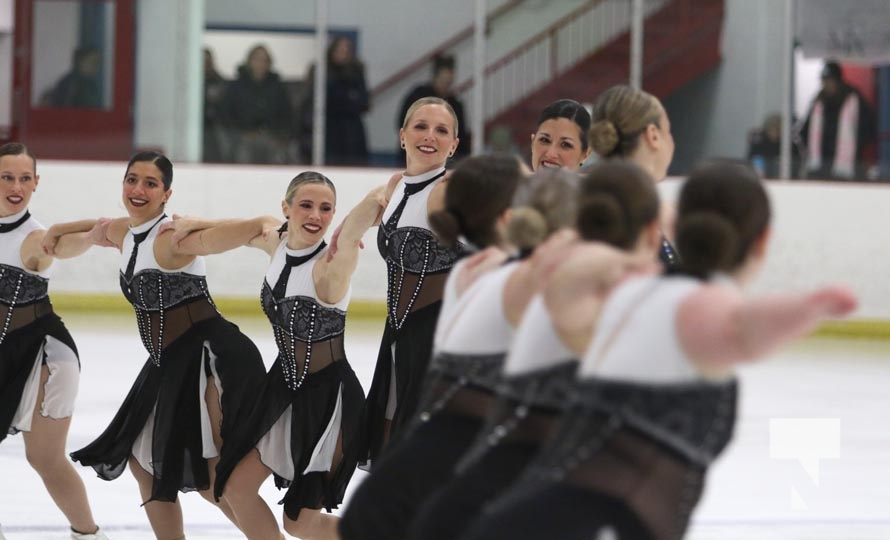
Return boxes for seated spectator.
[46,47,102,108]
[747,113,802,178]
[485,125,519,155]
[222,44,292,164]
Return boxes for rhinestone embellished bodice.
[0,264,48,307]
[260,240,348,391]
[120,270,217,366]
[118,216,217,365]
[0,210,52,345]
[377,226,463,329]
[261,284,347,391]
[0,264,50,345]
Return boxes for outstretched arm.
[315,180,394,304]
[42,217,128,258]
[678,284,857,369]
[162,215,282,257]
[326,172,402,260]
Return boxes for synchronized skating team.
[0,86,856,540]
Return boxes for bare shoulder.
[676,283,743,342]
[455,247,508,295]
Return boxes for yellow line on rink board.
[48,294,890,340]
[49,293,387,321]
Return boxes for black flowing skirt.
[70,315,265,503]
[406,438,539,540]
[0,313,78,443]
[359,301,441,466]
[339,412,483,540]
[214,356,365,521]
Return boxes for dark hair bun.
[676,211,738,275]
[577,194,630,248]
[429,208,462,247]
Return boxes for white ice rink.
[2,314,890,540]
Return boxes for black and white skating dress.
[406,293,578,540]
[0,209,80,444]
[340,258,517,540]
[214,239,365,521]
[361,167,464,464]
[70,215,266,503]
[460,274,738,540]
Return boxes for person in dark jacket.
[203,48,230,163]
[223,44,292,164]
[302,36,370,166]
[800,61,875,180]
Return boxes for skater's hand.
[326,222,365,262]
[88,218,118,248]
[159,214,206,245]
[810,285,858,317]
[41,227,62,256]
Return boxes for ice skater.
[0,142,110,540]
[44,151,267,540]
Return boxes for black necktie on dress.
[124,215,165,281]
[384,170,446,228]
[0,211,30,233]
[272,241,327,299]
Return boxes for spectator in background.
[222,44,292,164]
[747,113,802,178]
[485,125,520,155]
[47,47,102,108]
[203,48,229,163]
[801,61,875,180]
[397,55,471,159]
[301,36,370,166]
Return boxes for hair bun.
[577,193,630,247]
[429,208,463,247]
[506,207,548,251]
[676,211,738,275]
[589,119,620,157]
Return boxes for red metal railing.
[453,0,670,121]
[368,0,522,100]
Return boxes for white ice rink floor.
[2,314,890,540]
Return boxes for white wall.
[134,0,204,162]
[28,162,890,320]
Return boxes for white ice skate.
[0,524,6,540]
[71,527,110,540]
